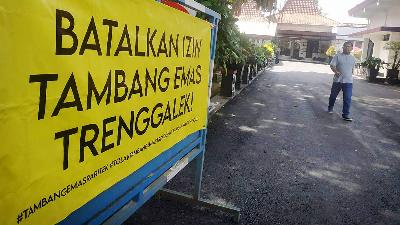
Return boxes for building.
[272,0,338,62]
[349,0,400,70]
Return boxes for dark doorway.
[292,41,300,59]
[306,40,319,58]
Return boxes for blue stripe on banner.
[184,0,206,12]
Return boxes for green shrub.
[360,57,384,70]
[326,46,336,57]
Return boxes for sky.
[318,0,368,24]
[277,0,369,24]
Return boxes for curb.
[281,59,329,65]
[208,68,270,118]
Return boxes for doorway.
[306,40,319,58]
[292,41,300,59]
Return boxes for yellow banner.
[0,0,211,224]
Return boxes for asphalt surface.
[125,61,400,225]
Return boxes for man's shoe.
[328,109,333,114]
[342,116,353,122]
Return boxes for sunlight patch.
[371,163,390,170]
[253,102,266,106]
[239,126,258,133]
[261,119,305,128]
[307,169,360,192]
[389,151,400,159]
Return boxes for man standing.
[328,41,356,121]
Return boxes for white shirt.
[330,53,356,83]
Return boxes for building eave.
[348,0,373,16]
[348,0,400,18]
[349,26,400,37]
[277,30,336,40]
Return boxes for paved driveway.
[126,61,400,225]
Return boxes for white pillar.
[361,37,369,61]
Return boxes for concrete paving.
[125,61,400,225]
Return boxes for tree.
[197,0,242,68]
[232,0,276,16]
[384,41,400,70]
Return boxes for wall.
[299,40,307,58]
[365,32,399,63]
[237,21,277,36]
[390,32,400,41]
[364,34,388,75]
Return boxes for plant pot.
[235,64,244,90]
[242,64,250,84]
[386,69,399,84]
[220,67,237,97]
[275,56,280,64]
[249,64,256,80]
[367,68,379,82]
[212,68,220,83]
[248,65,253,80]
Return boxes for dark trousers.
[328,82,353,117]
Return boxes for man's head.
[342,41,353,54]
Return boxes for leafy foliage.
[360,57,384,70]
[232,0,276,16]
[196,0,276,69]
[325,46,336,57]
[263,42,276,59]
[197,0,241,68]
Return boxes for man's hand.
[330,65,341,77]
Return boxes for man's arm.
[330,55,341,76]
[330,65,341,76]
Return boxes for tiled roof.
[274,13,338,26]
[238,0,337,26]
[281,0,320,15]
[270,0,338,26]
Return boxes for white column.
[361,37,369,61]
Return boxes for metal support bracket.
[158,189,241,223]
[158,145,240,223]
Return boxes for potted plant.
[255,45,267,73]
[263,41,276,68]
[326,45,336,63]
[198,0,240,97]
[352,48,362,62]
[235,33,251,89]
[245,43,258,81]
[384,41,400,84]
[360,57,383,82]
